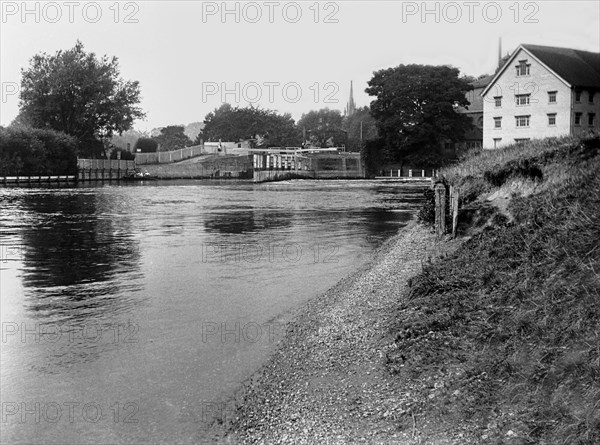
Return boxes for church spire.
[346,81,356,117]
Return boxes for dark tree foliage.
[18,40,145,157]
[203,104,300,147]
[343,106,378,152]
[297,108,345,148]
[366,64,474,167]
[109,147,135,160]
[134,137,159,153]
[151,126,193,151]
[361,138,388,177]
[0,126,78,175]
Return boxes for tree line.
[1,40,476,175]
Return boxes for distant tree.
[152,126,193,151]
[259,111,299,147]
[17,40,145,157]
[134,137,158,153]
[297,108,345,148]
[203,104,300,147]
[184,122,205,142]
[366,64,473,167]
[111,129,147,152]
[343,106,378,152]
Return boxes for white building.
[482,44,600,149]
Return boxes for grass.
[441,135,591,206]
[387,135,600,444]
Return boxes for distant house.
[481,44,600,149]
[456,75,493,152]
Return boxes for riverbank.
[208,219,464,444]
[208,135,600,444]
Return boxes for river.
[0,179,426,444]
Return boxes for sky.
[1,1,599,132]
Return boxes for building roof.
[523,44,600,88]
[482,44,600,96]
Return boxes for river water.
[0,179,425,444]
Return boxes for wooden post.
[450,186,459,238]
[434,182,446,238]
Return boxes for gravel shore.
[210,219,459,444]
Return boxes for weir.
[251,150,365,183]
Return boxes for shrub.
[0,126,78,175]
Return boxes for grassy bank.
[386,136,600,443]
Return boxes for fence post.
[450,186,459,238]
[434,182,446,238]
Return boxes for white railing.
[135,145,204,165]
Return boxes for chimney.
[498,37,502,69]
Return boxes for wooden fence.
[77,158,136,181]
[1,175,76,185]
[377,167,439,179]
[135,145,204,165]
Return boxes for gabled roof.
[481,44,600,96]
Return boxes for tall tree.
[18,40,145,157]
[366,64,473,166]
[297,108,345,148]
[152,126,193,151]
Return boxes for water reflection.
[18,192,142,321]
[203,210,293,235]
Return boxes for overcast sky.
[1,1,599,132]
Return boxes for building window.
[516,115,530,127]
[590,92,596,104]
[515,138,530,144]
[589,113,596,126]
[516,94,531,106]
[575,113,582,125]
[548,113,556,126]
[548,91,557,103]
[493,138,502,149]
[516,60,530,76]
[494,96,502,107]
[575,91,582,102]
[494,117,502,128]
